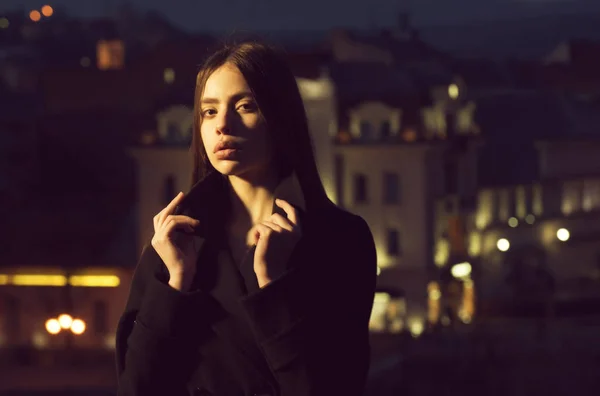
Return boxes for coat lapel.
[172,170,308,380]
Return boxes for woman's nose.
[216,111,232,135]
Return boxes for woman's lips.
[215,148,241,160]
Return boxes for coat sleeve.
[115,245,214,396]
[239,214,377,396]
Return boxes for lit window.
[369,292,390,332]
[448,83,459,99]
[427,281,441,324]
[515,185,527,219]
[97,40,125,70]
[561,181,582,215]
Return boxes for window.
[167,122,180,142]
[380,121,391,139]
[164,175,176,205]
[93,301,108,335]
[383,172,400,204]
[387,228,401,256]
[360,121,372,141]
[96,39,125,70]
[354,174,367,203]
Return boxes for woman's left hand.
[252,199,303,288]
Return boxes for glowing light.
[409,318,424,337]
[497,238,510,252]
[164,68,175,84]
[376,266,381,276]
[448,84,459,99]
[12,275,67,286]
[32,331,49,349]
[45,319,61,335]
[58,314,73,329]
[508,217,519,228]
[41,5,54,17]
[451,262,472,279]
[557,228,570,242]
[69,275,120,287]
[104,334,117,350]
[0,274,119,287]
[525,214,535,224]
[71,319,86,335]
[402,128,417,142]
[0,18,9,29]
[29,10,41,22]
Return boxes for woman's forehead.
[203,64,249,96]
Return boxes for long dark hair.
[190,40,332,212]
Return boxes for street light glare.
[29,10,41,22]
[71,319,86,335]
[557,228,570,242]
[58,314,73,329]
[41,5,54,17]
[45,319,61,335]
[451,262,472,279]
[497,238,510,252]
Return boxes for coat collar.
[175,170,307,237]
[169,170,306,383]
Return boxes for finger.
[253,223,272,244]
[267,214,293,231]
[160,216,199,235]
[274,199,298,225]
[157,192,185,227]
[261,220,283,233]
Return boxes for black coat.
[115,171,377,396]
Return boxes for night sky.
[1,0,598,32]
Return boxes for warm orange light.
[58,314,73,329]
[71,319,86,335]
[45,319,61,335]
[41,5,54,17]
[29,10,41,22]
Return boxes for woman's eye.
[202,109,216,116]
[238,102,256,112]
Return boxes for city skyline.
[1,0,599,32]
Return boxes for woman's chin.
[212,161,246,176]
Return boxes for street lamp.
[45,314,86,335]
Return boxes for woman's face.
[199,63,272,179]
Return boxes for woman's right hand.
[151,192,200,292]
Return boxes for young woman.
[115,40,377,396]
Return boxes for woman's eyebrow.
[200,92,253,105]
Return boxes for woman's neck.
[226,171,280,233]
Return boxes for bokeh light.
[41,5,54,17]
[29,10,41,22]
